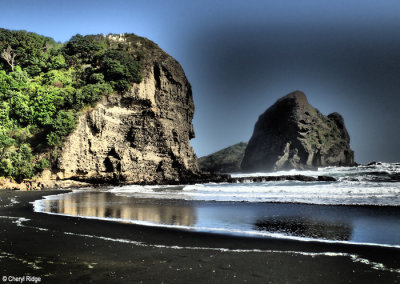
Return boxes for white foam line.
[31,227,49,231]
[3,205,399,274]
[12,217,30,227]
[31,183,400,206]
[10,197,19,204]
[0,216,19,219]
[0,196,20,208]
[0,216,49,232]
[32,205,400,250]
[62,231,400,274]
[15,218,49,232]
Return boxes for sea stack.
[241,91,355,172]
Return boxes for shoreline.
[33,191,400,250]
[0,172,338,191]
[1,190,399,283]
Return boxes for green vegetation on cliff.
[199,142,248,173]
[0,29,145,181]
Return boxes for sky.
[1,0,400,163]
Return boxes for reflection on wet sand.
[34,191,400,246]
[43,192,196,226]
[254,217,352,241]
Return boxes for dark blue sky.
[1,0,400,163]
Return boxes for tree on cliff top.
[1,46,16,71]
[0,28,144,182]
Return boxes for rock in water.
[54,36,199,184]
[241,91,355,172]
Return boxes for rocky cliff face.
[49,38,199,184]
[241,91,355,172]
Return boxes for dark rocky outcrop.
[156,173,336,185]
[198,142,247,173]
[241,91,355,172]
[39,34,199,185]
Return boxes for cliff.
[199,142,247,173]
[44,36,199,184]
[241,91,355,172]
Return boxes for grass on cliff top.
[0,28,150,182]
[199,142,248,172]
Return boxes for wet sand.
[34,190,400,246]
[0,190,399,283]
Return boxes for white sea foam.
[230,162,400,180]
[13,217,30,227]
[1,214,48,232]
[101,163,400,206]
[105,163,400,205]
[10,197,19,204]
[31,164,400,251]
[0,196,20,208]
[108,180,400,205]
[61,231,399,274]
[3,209,399,274]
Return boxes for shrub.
[0,30,144,181]
[46,110,77,147]
[34,158,50,173]
[96,49,142,91]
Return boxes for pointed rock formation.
[241,91,355,172]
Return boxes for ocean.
[33,163,400,248]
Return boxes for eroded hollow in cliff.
[104,157,114,172]
[154,63,161,90]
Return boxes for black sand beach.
[1,190,399,283]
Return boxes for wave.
[107,180,400,206]
[31,163,400,250]
[230,162,400,182]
